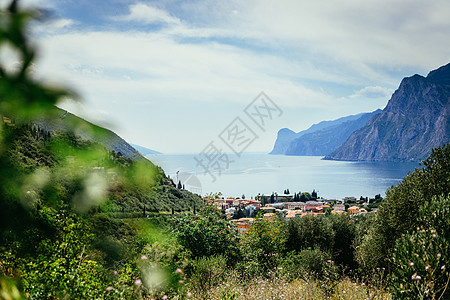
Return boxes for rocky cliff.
[285,110,381,156]
[270,111,380,156]
[325,63,450,161]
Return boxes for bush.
[188,255,227,294]
[238,216,285,276]
[171,205,240,262]
[327,214,356,268]
[389,194,450,299]
[285,215,334,253]
[281,249,339,281]
[355,144,450,273]
[376,144,450,265]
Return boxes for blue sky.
[4,0,450,153]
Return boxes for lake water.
[146,153,419,200]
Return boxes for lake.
[146,153,419,199]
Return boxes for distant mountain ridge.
[325,63,450,161]
[32,107,144,160]
[285,110,381,156]
[270,110,381,156]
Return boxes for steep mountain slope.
[130,143,161,155]
[325,63,450,161]
[285,110,381,156]
[270,111,380,155]
[32,107,143,159]
[270,128,297,154]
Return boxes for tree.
[239,215,286,275]
[171,205,240,262]
[299,192,311,202]
[233,207,245,219]
[311,189,317,199]
[389,194,450,299]
[286,215,334,253]
[260,195,268,206]
[356,144,450,272]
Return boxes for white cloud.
[141,0,450,77]
[240,0,450,69]
[350,86,395,99]
[36,30,333,107]
[47,18,75,30]
[26,0,450,152]
[115,3,181,25]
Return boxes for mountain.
[284,110,381,156]
[270,111,381,155]
[270,128,297,154]
[325,63,450,161]
[130,143,161,155]
[31,107,143,159]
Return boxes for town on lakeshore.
[206,192,383,233]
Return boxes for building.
[332,204,346,214]
[285,202,307,210]
[305,201,322,211]
[230,217,254,234]
[285,210,305,219]
[348,206,360,214]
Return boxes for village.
[207,194,379,234]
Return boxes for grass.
[185,274,391,300]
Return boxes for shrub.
[281,248,339,282]
[376,144,450,267]
[188,255,227,294]
[171,205,240,262]
[389,194,450,299]
[327,214,356,268]
[238,216,285,276]
[285,215,334,253]
[355,144,450,273]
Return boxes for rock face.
[325,63,450,161]
[270,111,381,156]
[285,110,381,156]
[270,128,297,154]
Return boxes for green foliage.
[358,144,450,270]
[299,192,312,202]
[286,215,334,253]
[171,205,240,262]
[188,255,227,294]
[0,276,24,300]
[238,216,285,276]
[0,3,447,298]
[20,211,107,299]
[353,213,386,271]
[0,3,74,122]
[281,249,339,281]
[286,214,356,271]
[0,3,203,298]
[328,214,356,268]
[389,194,450,299]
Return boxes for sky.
[3,0,450,154]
